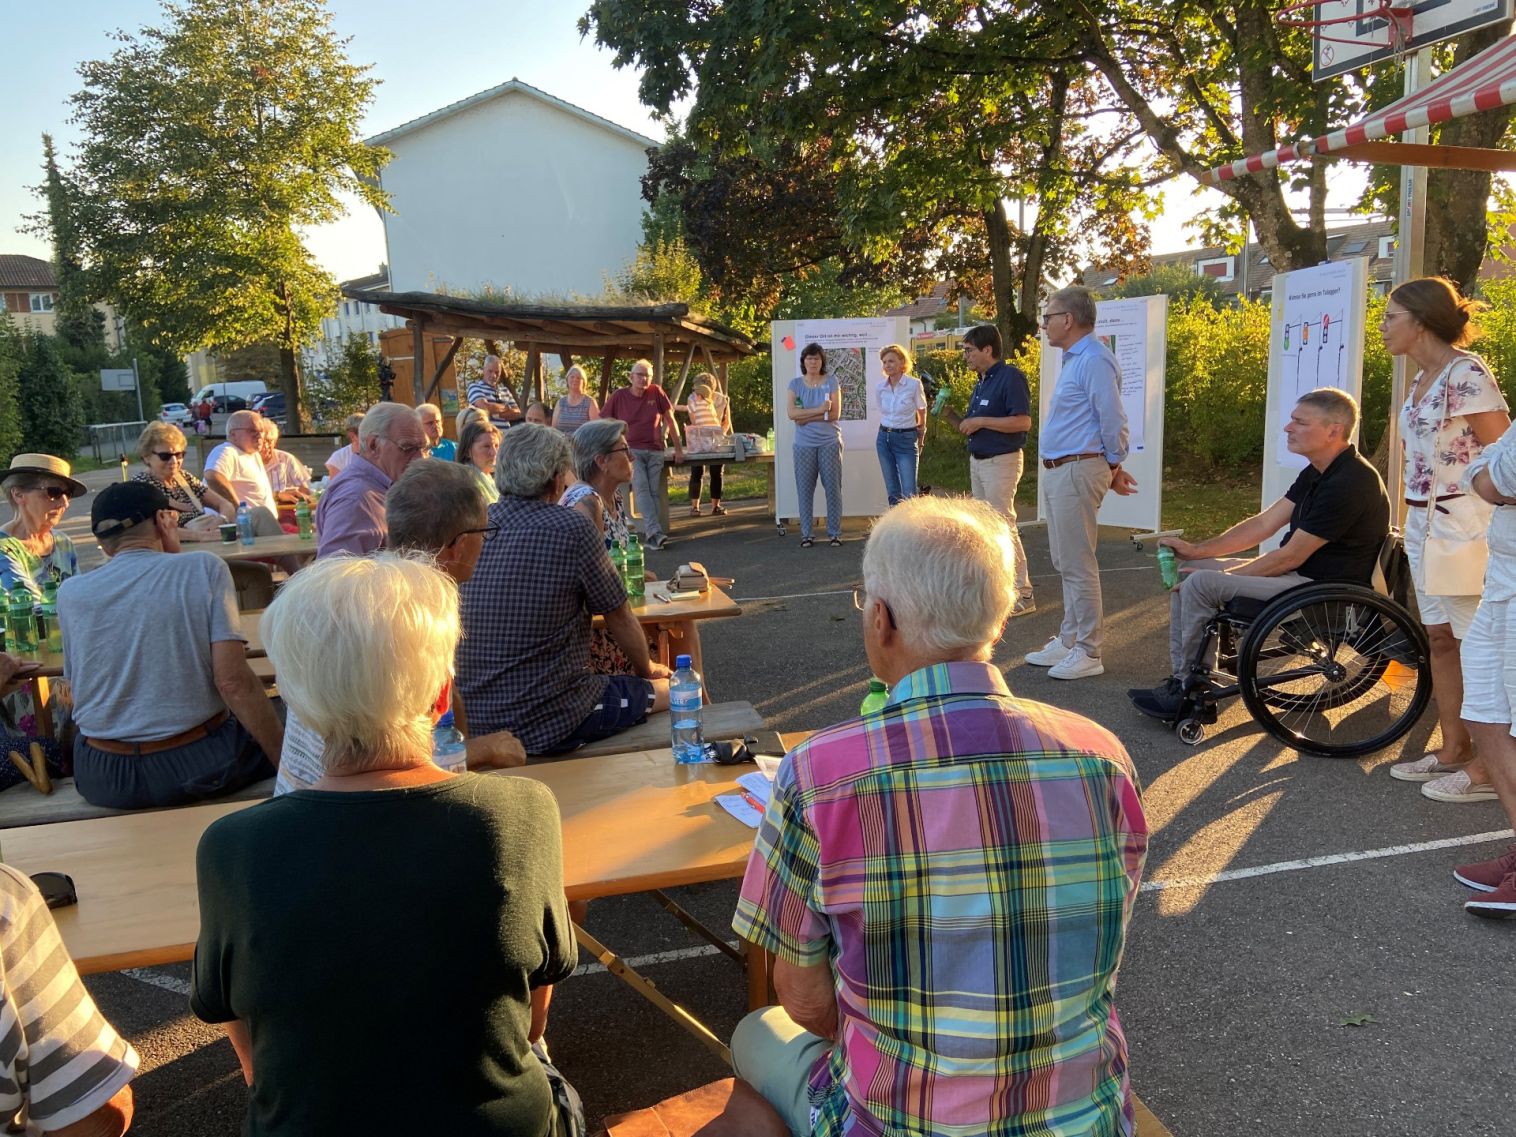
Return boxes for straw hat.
[3,454,89,499]
[692,377,714,396]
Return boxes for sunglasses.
[153,451,186,461]
[31,486,70,501]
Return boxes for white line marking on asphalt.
[737,567,1152,604]
[1142,829,1515,892]
[121,968,192,996]
[574,942,733,976]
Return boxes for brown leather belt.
[1041,451,1103,470]
[85,710,230,756]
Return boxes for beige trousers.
[1043,457,1111,656]
[969,451,1033,600]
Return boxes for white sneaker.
[1049,647,1104,680]
[1024,638,1072,667]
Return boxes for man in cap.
[59,482,283,809]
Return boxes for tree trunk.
[277,281,305,433]
[1425,19,1515,291]
[985,200,1021,352]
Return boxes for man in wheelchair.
[1130,389,1391,720]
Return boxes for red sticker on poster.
[782,335,795,351]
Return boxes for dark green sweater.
[191,774,575,1136]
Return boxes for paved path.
[42,489,1516,1135]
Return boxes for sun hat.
[3,454,89,499]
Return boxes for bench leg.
[29,677,54,740]
[574,922,733,1066]
[743,939,775,1011]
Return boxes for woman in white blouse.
[874,343,927,507]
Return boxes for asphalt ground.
[48,470,1516,1135]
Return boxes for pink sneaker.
[1455,844,1516,893]
[1464,871,1516,919]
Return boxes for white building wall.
[378,91,652,297]
[312,292,404,370]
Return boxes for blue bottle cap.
[436,709,455,730]
[675,654,692,669]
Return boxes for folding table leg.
[574,923,733,1066]
[651,890,743,961]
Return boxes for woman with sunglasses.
[132,421,236,540]
[0,453,85,597]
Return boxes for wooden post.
[424,336,463,405]
[717,361,729,396]
[525,345,541,409]
[598,351,617,403]
[410,322,425,406]
[670,345,696,405]
[652,335,665,393]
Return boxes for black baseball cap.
[91,481,172,538]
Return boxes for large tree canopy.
[68,0,386,431]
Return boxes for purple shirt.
[315,454,391,557]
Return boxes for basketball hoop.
[1276,0,1417,53]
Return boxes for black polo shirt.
[965,360,1031,459]
[1282,445,1390,583]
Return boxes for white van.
[191,381,268,417]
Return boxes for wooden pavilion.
[344,288,762,412]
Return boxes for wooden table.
[637,449,777,532]
[198,532,317,563]
[0,749,767,1043]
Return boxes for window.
[1337,239,1368,256]
[1378,236,1396,260]
[28,293,54,313]
[1370,279,1391,297]
[1196,255,1235,281]
[1258,288,1273,304]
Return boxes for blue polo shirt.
[966,360,1031,459]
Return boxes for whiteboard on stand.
[1036,294,1167,533]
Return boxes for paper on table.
[737,770,773,804]
[753,754,782,779]
[715,793,764,828]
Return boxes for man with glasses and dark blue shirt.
[956,324,1036,617]
[316,403,427,557]
[1023,286,1137,681]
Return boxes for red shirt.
[602,384,675,451]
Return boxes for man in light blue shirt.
[1024,286,1137,680]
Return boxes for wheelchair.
[1161,577,1433,758]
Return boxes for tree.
[586,2,1157,348]
[17,335,84,460]
[68,0,387,433]
[1101,262,1225,303]
[0,319,26,465]
[305,334,379,427]
[35,135,106,359]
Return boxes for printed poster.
[1272,260,1360,470]
[793,318,897,450]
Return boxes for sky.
[3,1,1269,288]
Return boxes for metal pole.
[1386,46,1432,527]
[131,356,144,423]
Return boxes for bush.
[17,334,83,460]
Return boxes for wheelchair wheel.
[1237,583,1432,758]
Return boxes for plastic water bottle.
[39,582,61,654]
[670,654,706,764]
[119,454,129,482]
[860,678,889,715]
[1157,545,1180,590]
[765,427,775,452]
[6,585,37,657]
[431,710,468,774]
[610,538,626,584]
[236,501,256,546]
[295,499,313,541]
[624,534,646,602]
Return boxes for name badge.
[978,399,990,407]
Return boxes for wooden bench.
[528,701,766,761]
[0,701,765,827]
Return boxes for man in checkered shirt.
[731,496,1148,1137]
[456,424,672,755]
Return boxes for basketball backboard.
[1300,0,1514,80]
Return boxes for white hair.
[496,422,573,499]
[861,496,1017,658]
[261,553,459,774]
[359,402,421,445]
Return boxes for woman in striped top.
[552,365,600,435]
[682,374,731,516]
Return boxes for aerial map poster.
[794,317,898,450]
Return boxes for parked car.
[158,402,193,426]
[190,381,268,419]
[251,390,284,416]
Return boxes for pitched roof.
[340,269,390,292]
[0,255,57,290]
[881,281,953,320]
[366,78,660,151]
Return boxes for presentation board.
[1259,258,1368,546]
[770,317,907,524]
[1036,295,1167,533]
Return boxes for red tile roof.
[0,255,57,291]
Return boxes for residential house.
[366,78,659,299]
[310,267,404,371]
[0,255,60,337]
[1085,219,1399,303]
[880,282,957,336]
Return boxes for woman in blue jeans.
[788,343,844,547]
[874,343,927,506]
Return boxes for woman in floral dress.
[1382,277,1511,802]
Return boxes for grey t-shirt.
[59,549,246,741]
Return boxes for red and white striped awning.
[1200,33,1516,185]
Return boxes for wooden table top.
[626,581,741,624]
[0,747,761,973]
[198,532,318,562]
